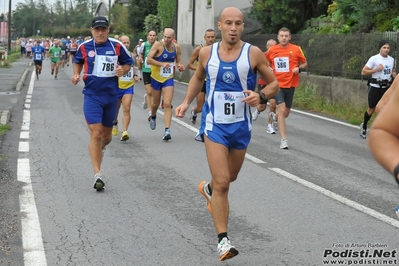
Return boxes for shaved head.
[219,6,244,22]
[164,28,175,37]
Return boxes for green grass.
[0,124,10,135]
[293,84,371,126]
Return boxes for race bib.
[274,57,289,73]
[160,64,174,78]
[54,51,60,57]
[119,67,134,81]
[94,55,118,77]
[213,91,245,124]
[35,53,42,60]
[61,50,66,55]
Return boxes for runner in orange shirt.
[266,27,307,149]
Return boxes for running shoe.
[252,110,260,121]
[359,123,367,139]
[51,69,54,75]
[269,112,278,131]
[142,94,147,109]
[55,76,58,80]
[93,172,105,191]
[218,237,239,261]
[112,123,118,136]
[280,138,289,149]
[198,181,212,213]
[266,124,276,134]
[150,116,156,130]
[120,130,129,141]
[190,108,197,125]
[162,130,171,141]
[36,75,39,80]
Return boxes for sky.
[0,0,56,14]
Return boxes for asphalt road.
[0,60,398,266]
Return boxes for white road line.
[291,108,359,128]
[20,132,29,139]
[18,158,47,266]
[270,168,399,229]
[18,72,47,266]
[18,141,29,153]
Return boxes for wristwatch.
[258,91,267,104]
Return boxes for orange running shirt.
[266,43,306,88]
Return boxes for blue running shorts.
[199,130,251,150]
[118,85,134,99]
[83,94,118,127]
[151,78,174,91]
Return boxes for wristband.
[394,164,399,185]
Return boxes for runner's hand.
[72,74,80,85]
[242,90,260,107]
[175,103,189,118]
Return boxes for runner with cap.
[71,16,133,191]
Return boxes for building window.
[206,0,212,8]
[189,0,193,11]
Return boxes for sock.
[363,111,371,129]
[165,127,170,132]
[151,115,156,119]
[207,183,212,195]
[218,232,228,243]
[113,121,118,126]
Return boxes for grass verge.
[0,124,10,135]
[293,84,370,126]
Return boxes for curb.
[0,62,32,125]
[0,110,9,125]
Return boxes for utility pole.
[64,0,67,31]
[108,0,111,24]
[7,0,11,51]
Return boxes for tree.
[144,14,161,35]
[127,0,158,35]
[111,4,131,35]
[250,0,332,33]
[157,0,175,30]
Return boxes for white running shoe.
[93,172,105,191]
[359,123,367,139]
[252,110,260,121]
[142,94,147,109]
[266,124,276,134]
[217,237,239,261]
[280,138,289,149]
[269,112,278,131]
[190,108,197,125]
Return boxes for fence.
[242,32,399,81]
